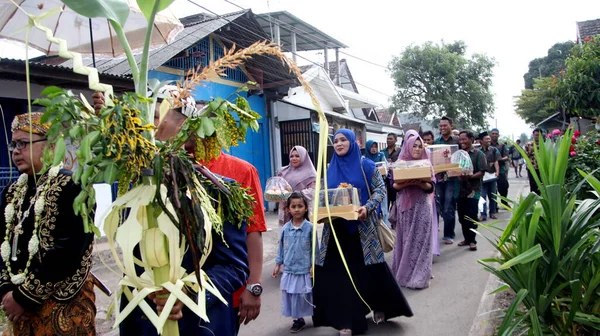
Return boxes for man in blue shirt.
[100,92,250,336]
[434,116,460,244]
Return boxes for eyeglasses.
[8,139,47,151]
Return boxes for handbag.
[360,160,396,253]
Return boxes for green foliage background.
[388,40,496,130]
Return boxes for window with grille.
[163,38,210,71]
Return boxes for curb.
[468,261,501,336]
[468,178,527,336]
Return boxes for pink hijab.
[279,146,317,190]
[398,130,435,211]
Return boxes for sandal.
[457,240,468,246]
[443,239,454,245]
[374,312,385,325]
[469,243,477,251]
[490,214,498,219]
[340,329,352,336]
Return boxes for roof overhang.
[0,58,134,91]
[256,11,347,51]
[277,99,364,125]
[287,66,349,112]
[337,86,380,109]
[536,112,565,127]
[365,121,403,135]
[366,131,388,144]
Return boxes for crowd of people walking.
[1,100,534,336]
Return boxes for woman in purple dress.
[390,130,435,289]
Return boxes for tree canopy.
[523,41,574,90]
[388,41,496,130]
[515,77,558,126]
[519,132,530,144]
[555,36,600,119]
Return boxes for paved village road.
[239,174,528,336]
[91,172,529,336]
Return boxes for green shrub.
[565,130,600,197]
[479,128,600,335]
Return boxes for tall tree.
[519,132,530,144]
[523,41,575,90]
[389,41,495,129]
[555,36,600,119]
[515,77,558,126]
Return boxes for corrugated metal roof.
[55,11,247,76]
[0,58,134,91]
[32,9,298,86]
[0,58,131,80]
[256,11,347,51]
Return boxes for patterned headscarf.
[157,85,199,118]
[11,112,50,135]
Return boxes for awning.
[277,99,365,124]
[337,86,381,109]
[366,132,388,144]
[536,112,561,127]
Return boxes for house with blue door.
[37,10,299,197]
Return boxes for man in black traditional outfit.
[0,112,95,335]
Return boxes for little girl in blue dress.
[272,192,314,333]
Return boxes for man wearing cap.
[0,113,96,335]
[489,129,510,208]
[98,88,250,336]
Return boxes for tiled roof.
[377,109,392,124]
[577,19,600,41]
[402,123,421,134]
[376,108,400,126]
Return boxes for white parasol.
[0,0,183,61]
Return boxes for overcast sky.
[2,0,600,140]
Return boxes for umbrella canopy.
[0,0,183,58]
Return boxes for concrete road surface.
[92,172,529,336]
[239,175,528,336]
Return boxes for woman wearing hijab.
[313,129,412,336]
[364,140,386,163]
[390,130,435,289]
[277,146,317,226]
[364,139,390,227]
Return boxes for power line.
[186,0,394,100]
[221,0,395,71]
[338,51,388,69]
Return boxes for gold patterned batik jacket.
[0,170,95,336]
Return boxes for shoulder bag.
[360,160,395,253]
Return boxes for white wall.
[93,183,113,237]
[275,100,311,121]
[283,85,337,112]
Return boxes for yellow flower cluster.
[103,103,157,183]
